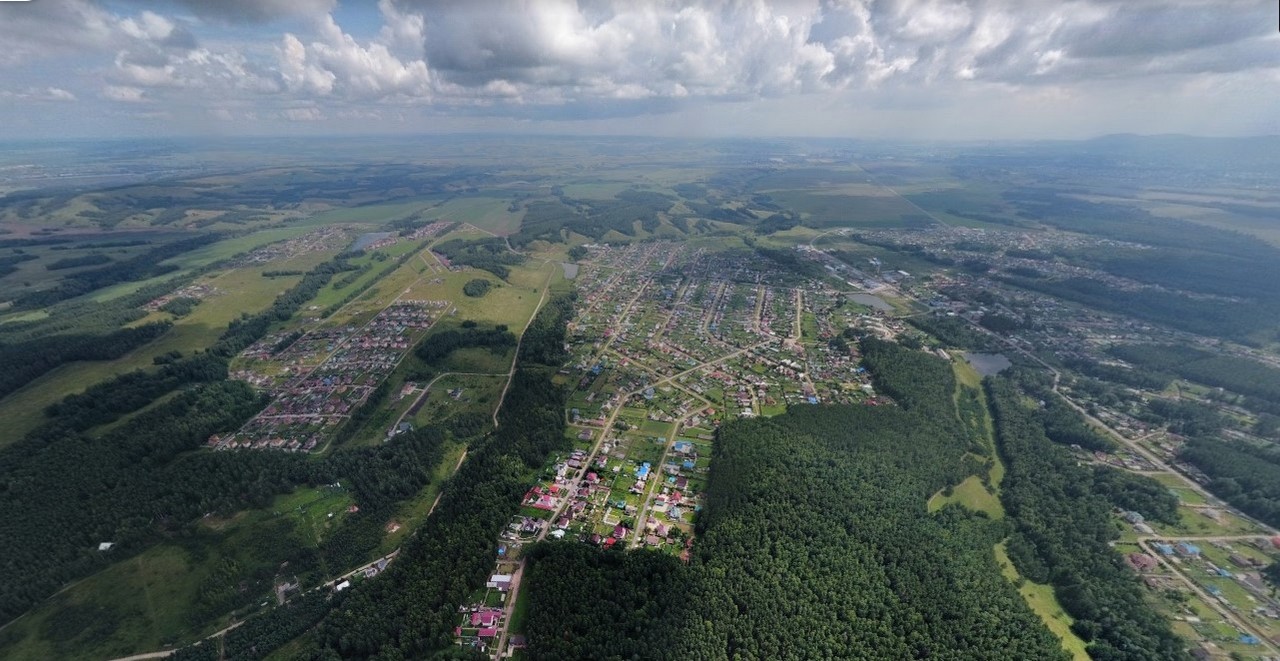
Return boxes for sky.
[0,0,1276,141]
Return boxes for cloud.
[102,85,146,102]
[137,0,336,24]
[0,0,1277,138]
[281,106,324,121]
[0,87,77,102]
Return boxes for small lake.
[561,262,579,279]
[963,352,1012,377]
[351,231,394,251]
[850,293,893,312]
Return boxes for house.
[335,580,351,592]
[477,627,499,639]
[471,610,501,627]
[487,574,513,590]
[97,542,115,552]
[1153,542,1175,556]
[613,524,628,539]
[673,441,694,455]
[1229,553,1254,568]
[1175,542,1201,557]
[1133,522,1154,535]
[1126,553,1158,572]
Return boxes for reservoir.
[963,352,1012,376]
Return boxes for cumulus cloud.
[0,0,1277,137]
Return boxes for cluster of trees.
[521,340,1067,659]
[511,191,683,247]
[1180,437,1280,528]
[0,251,37,278]
[171,591,345,661]
[1063,356,1173,391]
[44,252,113,271]
[318,242,427,318]
[159,296,200,317]
[905,313,997,351]
[12,234,221,310]
[0,321,172,400]
[517,292,575,366]
[1112,343,1280,414]
[433,237,525,280]
[462,278,492,297]
[414,323,515,365]
[987,376,1187,660]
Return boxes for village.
[454,241,918,656]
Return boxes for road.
[493,262,556,428]
[1137,538,1280,656]
[389,371,503,437]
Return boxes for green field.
[0,484,353,661]
[0,248,337,444]
[927,476,1004,518]
[993,542,1090,661]
[420,196,524,235]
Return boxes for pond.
[850,293,893,312]
[963,352,1012,377]
[351,231,394,251]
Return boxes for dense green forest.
[413,323,515,365]
[520,340,1067,660]
[0,321,172,400]
[433,237,525,280]
[987,376,1186,660]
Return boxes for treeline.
[906,313,997,351]
[518,291,575,365]
[45,252,112,270]
[987,376,1187,660]
[1179,437,1280,528]
[1064,356,1173,391]
[1111,343,1280,414]
[434,237,524,280]
[12,234,221,310]
[0,322,172,400]
[319,238,431,318]
[170,591,344,661]
[522,340,1067,659]
[414,323,515,364]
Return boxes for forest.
[433,237,525,280]
[11,234,221,310]
[520,340,1067,660]
[986,375,1186,660]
